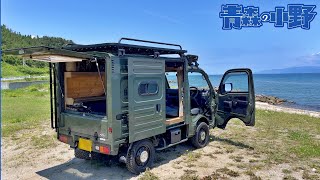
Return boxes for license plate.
[78,138,92,152]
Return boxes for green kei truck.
[5,38,255,174]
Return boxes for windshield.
[188,72,209,90]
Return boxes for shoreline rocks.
[255,94,294,105]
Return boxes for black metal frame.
[118,37,182,50]
[49,63,58,129]
[63,38,187,56]
[49,63,54,128]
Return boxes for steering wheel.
[190,86,199,99]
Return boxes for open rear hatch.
[3,46,107,139]
[3,46,95,62]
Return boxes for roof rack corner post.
[118,49,125,56]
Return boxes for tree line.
[1,25,74,68]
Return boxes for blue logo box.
[219,4,317,30]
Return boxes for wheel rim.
[140,150,149,163]
[200,130,206,141]
[135,146,150,166]
[198,128,207,144]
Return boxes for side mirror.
[223,83,233,93]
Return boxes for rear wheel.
[191,122,209,148]
[126,139,155,174]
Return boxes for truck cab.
[4,38,255,174]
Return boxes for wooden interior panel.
[64,72,105,105]
[177,67,184,117]
[165,117,184,125]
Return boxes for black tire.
[74,148,100,160]
[191,122,209,148]
[126,139,155,174]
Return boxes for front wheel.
[191,122,209,148]
[126,139,155,174]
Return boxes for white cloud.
[297,52,320,66]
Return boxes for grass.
[218,110,320,165]
[216,167,240,177]
[245,170,262,180]
[184,151,201,163]
[1,83,50,137]
[283,175,298,180]
[282,169,292,174]
[138,168,159,180]
[1,62,49,77]
[229,155,244,162]
[31,134,57,149]
[180,169,199,180]
[288,131,320,158]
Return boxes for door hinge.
[116,113,128,122]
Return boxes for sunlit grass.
[1,83,50,137]
[217,110,320,164]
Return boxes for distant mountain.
[257,66,320,74]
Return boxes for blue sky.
[1,0,320,74]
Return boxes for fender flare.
[192,114,210,127]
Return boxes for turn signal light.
[108,127,112,133]
[59,135,68,144]
[99,145,110,154]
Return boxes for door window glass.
[222,72,248,92]
[188,72,209,89]
[138,81,159,95]
[166,72,178,89]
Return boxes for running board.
[156,138,188,151]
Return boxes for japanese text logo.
[219,4,317,30]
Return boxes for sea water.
[168,73,320,112]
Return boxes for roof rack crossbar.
[118,37,182,50]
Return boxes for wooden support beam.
[177,67,184,117]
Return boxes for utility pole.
[22,58,26,66]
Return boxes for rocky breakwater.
[255,95,294,105]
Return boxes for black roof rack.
[63,38,187,56]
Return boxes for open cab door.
[215,68,255,129]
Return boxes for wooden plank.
[64,72,106,105]
[177,67,184,117]
[165,117,184,125]
[30,55,84,62]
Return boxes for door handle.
[234,100,248,106]
[223,101,232,108]
[156,104,161,113]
